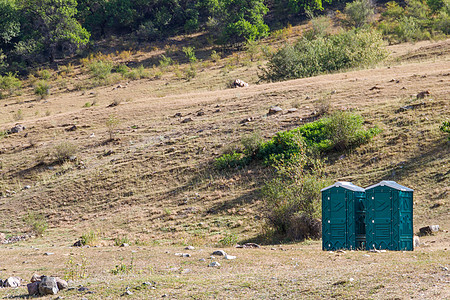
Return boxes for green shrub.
[126,65,149,80]
[182,46,197,63]
[262,152,327,240]
[81,230,99,246]
[111,256,134,275]
[37,68,52,80]
[257,129,305,165]
[440,120,450,140]
[218,232,239,246]
[241,131,264,157]
[23,212,48,236]
[0,72,22,98]
[114,64,130,76]
[261,28,387,82]
[114,236,130,246]
[342,0,375,28]
[215,152,244,170]
[34,80,49,99]
[159,55,173,69]
[88,60,113,80]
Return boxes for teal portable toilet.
[321,182,366,251]
[365,181,414,251]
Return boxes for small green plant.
[106,114,120,140]
[64,253,88,280]
[182,46,197,63]
[23,212,48,236]
[215,152,244,170]
[83,102,92,108]
[126,65,149,80]
[34,80,50,99]
[37,68,52,80]
[440,120,450,140]
[114,236,130,246]
[0,72,22,98]
[218,232,239,246]
[13,109,23,121]
[184,64,196,80]
[54,141,77,162]
[210,50,221,62]
[111,255,134,275]
[81,230,99,246]
[88,60,113,80]
[159,55,173,69]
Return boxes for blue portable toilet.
[365,181,414,251]
[321,182,366,251]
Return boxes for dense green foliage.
[261,28,387,82]
[215,111,380,170]
[378,0,450,43]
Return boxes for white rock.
[208,262,221,267]
[225,255,236,260]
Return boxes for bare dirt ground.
[0,38,449,299]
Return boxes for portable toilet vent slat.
[321,182,366,251]
[365,181,414,251]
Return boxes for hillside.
[0,35,449,298]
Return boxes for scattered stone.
[212,250,227,256]
[73,240,83,247]
[4,277,22,288]
[23,185,31,190]
[181,118,193,124]
[369,86,381,90]
[336,250,346,254]
[225,255,236,260]
[10,124,25,134]
[208,262,221,267]
[416,90,430,99]
[78,286,89,292]
[66,125,77,132]
[120,243,130,247]
[240,117,253,124]
[27,281,40,295]
[236,243,261,248]
[199,258,206,262]
[420,225,439,236]
[174,112,182,117]
[363,254,370,257]
[55,278,68,290]
[175,253,191,257]
[44,252,54,256]
[38,276,59,295]
[414,236,420,247]
[231,79,249,88]
[214,109,221,113]
[441,266,449,271]
[268,106,283,115]
[349,278,355,282]
[31,274,42,283]
[197,111,205,116]
[0,233,5,242]
[396,102,426,113]
[122,290,133,296]
[331,90,337,94]
[287,108,298,113]
[185,246,195,250]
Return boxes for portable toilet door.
[321,182,366,251]
[365,181,414,251]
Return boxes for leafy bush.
[262,152,327,240]
[0,72,22,98]
[261,28,387,82]
[440,120,450,140]
[114,236,130,246]
[342,0,375,28]
[218,232,239,246]
[88,60,113,80]
[23,212,48,236]
[215,152,244,170]
[126,65,149,80]
[379,0,449,43]
[34,80,50,99]
[257,129,306,165]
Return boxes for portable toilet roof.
[321,181,365,192]
[365,180,413,192]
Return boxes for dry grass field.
[0,32,449,299]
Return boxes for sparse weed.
[111,255,134,275]
[37,68,52,80]
[64,253,88,280]
[182,46,197,63]
[81,230,99,246]
[440,120,450,140]
[210,50,221,62]
[13,109,23,121]
[54,141,77,162]
[88,60,113,80]
[218,232,238,246]
[23,212,48,236]
[106,114,120,140]
[159,55,173,69]
[0,72,22,98]
[114,236,130,246]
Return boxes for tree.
[18,0,90,61]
